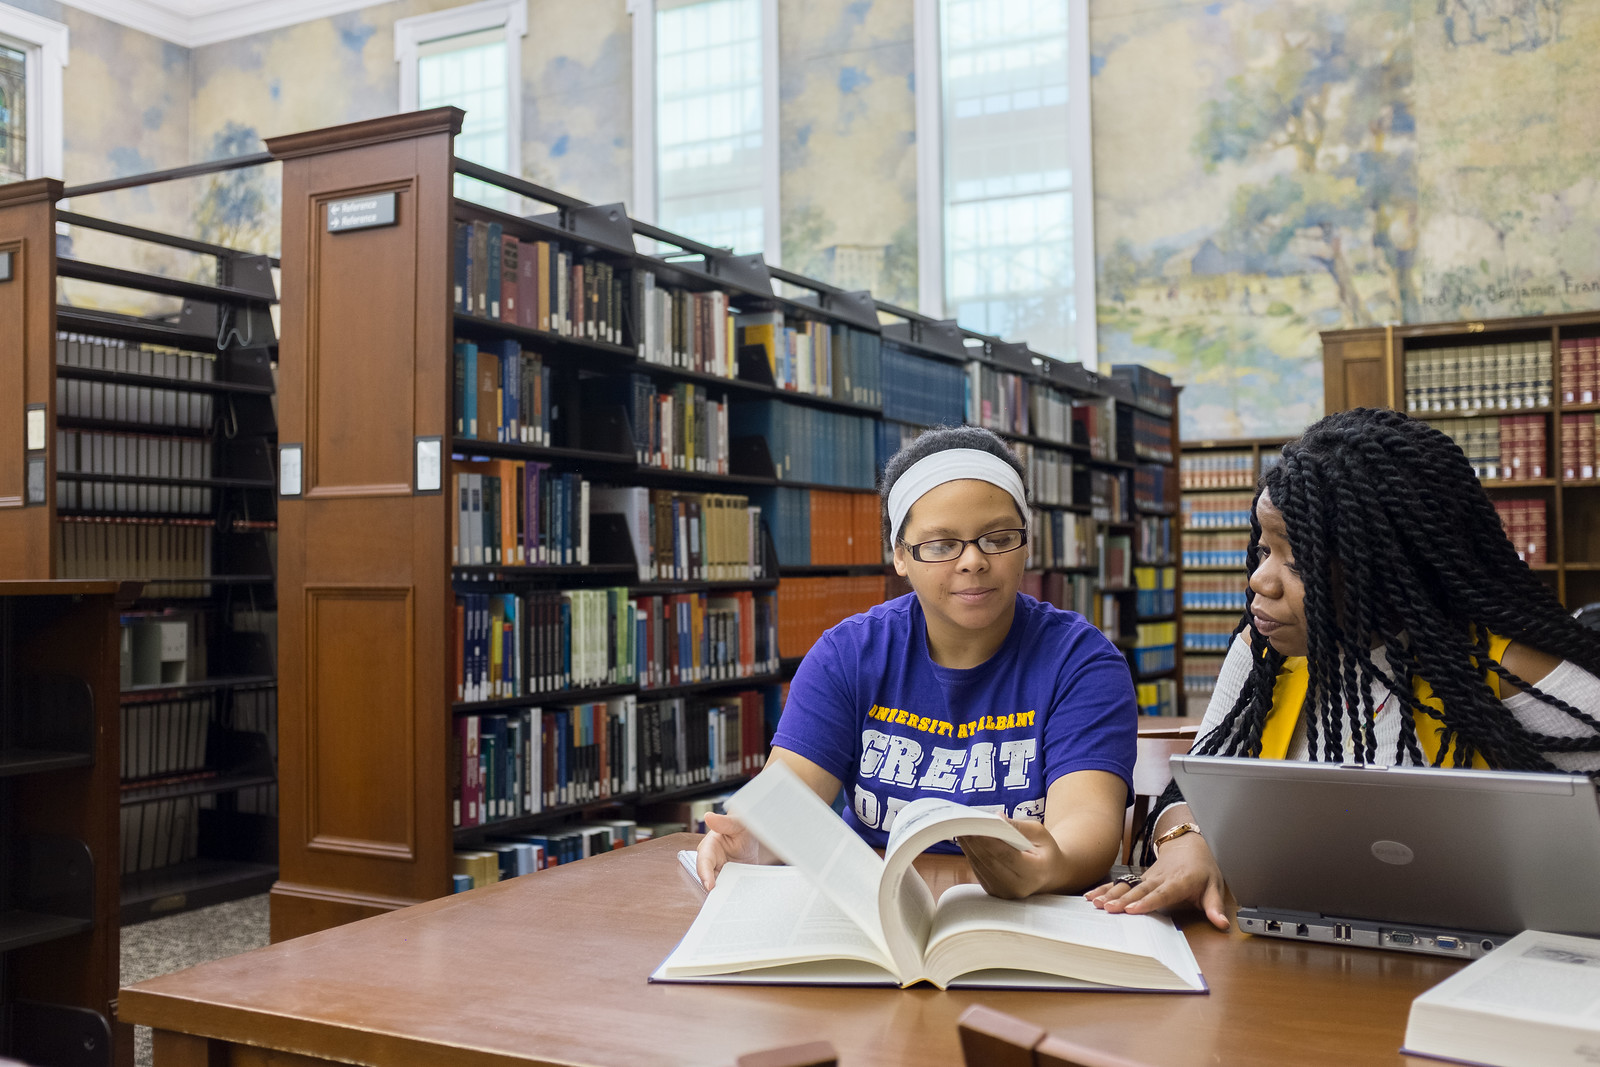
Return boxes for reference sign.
[327,193,397,233]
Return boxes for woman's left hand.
[958,819,1071,899]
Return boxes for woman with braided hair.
[1088,407,1600,929]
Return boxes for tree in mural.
[194,122,275,254]
[1195,4,1416,326]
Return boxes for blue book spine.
[453,222,470,313]
[500,340,520,444]
[486,222,503,319]
[463,342,479,439]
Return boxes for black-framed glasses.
[902,528,1028,563]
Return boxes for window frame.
[0,2,68,184]
[628,0,781,263]
[914,0,1097,366]
[394,0,527,181]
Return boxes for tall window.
[0,42,24,184]
[396,1,526,208]
[0,4,67,186]
[916,0,1095,365]
[632,0,779,260]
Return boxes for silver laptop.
[1170,755,1600,960]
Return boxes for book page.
[724,762,890,961]
[656,864,893,978]
[877,798,1031,981]
[921,884,1203,991]
[1419,931,1600,1021]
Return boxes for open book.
[1403,929,1600,1067]
[651,761,1205,991]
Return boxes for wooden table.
[120,835,1462,1067]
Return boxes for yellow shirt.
[1257,633,1512,767]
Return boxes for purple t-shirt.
[772,592,1137,851]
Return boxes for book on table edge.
[1402,929,1600,1067]
[650,762,1206,993]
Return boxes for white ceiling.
[61,0,385,48]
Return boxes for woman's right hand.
[1085,833,1230,931]
[695,810,761,891]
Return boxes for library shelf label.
[326,192,397,233]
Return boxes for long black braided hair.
[1193,407,1600,772]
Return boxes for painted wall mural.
[779,0,918,306]
[1091,0,1600,442]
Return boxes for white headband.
[886,448,1028,538]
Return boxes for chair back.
[1124,735,1195,864]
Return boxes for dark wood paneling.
[305,586,416,859]
[0,179,63,576]
[268,112,460,939]
[1320,332,1388,414]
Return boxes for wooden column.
[0,179,62,578]
[264,109,462,941]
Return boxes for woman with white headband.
[696,426,1138,899]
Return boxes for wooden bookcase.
[1322,314,1600,609]
[0,177,281,925]
[1177,436,1292,711]
[266,109,1185,939]
[0,579,137,1067]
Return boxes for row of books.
[1100,532,1133,588]
[775,576,887,660]
[450,461,589,567]
[1128,409,1174,463]
[881,339,965,427]
[738,313,838,396]
[602,374,731,474]
[1184,615,1238,653]
[592,486,768,582]
[1131,621,1177,675]
[1561,413,1599,480]
[55,516,214,598]
[1028,509,1097,570]
[1133,566,1176,618]
[120,795,199,875]
[56,332,218,431]
[1092,592,1125,637]
[636,273,735,375]
[966,362,1032,437]
[1558,337,1600,404]
[1012,442,1077,507]
[1182,490,1255,528]
[1089,469,1132,523]
[1134,463,1174,509]
[1135,677,1179,717]
[1429,415,1547,481]
[454,220,623,343]
[54,430,215,515]
[121,697,210,781]
[1493,499,1549,567]
[1181,450,1257,490]
[454,587,779,701]
[1182,531,1249,570]
[1183,572,1249,613]
[1019,571,1098,618]
[1110,364,1177,417]
[730,401,877,488]
[756,487,880,570]
[1403,341,1553,413]
[1072,396,1117,461]
[1135,515,1173,565]
[1183,653,1225,694]
[451,690,775,827]
[453,339,551,445]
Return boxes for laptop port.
[1390,932,1415,945]
[1436,937,1460,951]
[1295,924,1309,937]
[1334,923,1353,942]
[1481,939,1497,953]
[1265,921,1282,932]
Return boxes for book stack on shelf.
[0,174,281,927]
[1323,315,1600,610]
[1177,437,1291,712]
[262,110,1183,938]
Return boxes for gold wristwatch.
[1151,821,1203,858]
